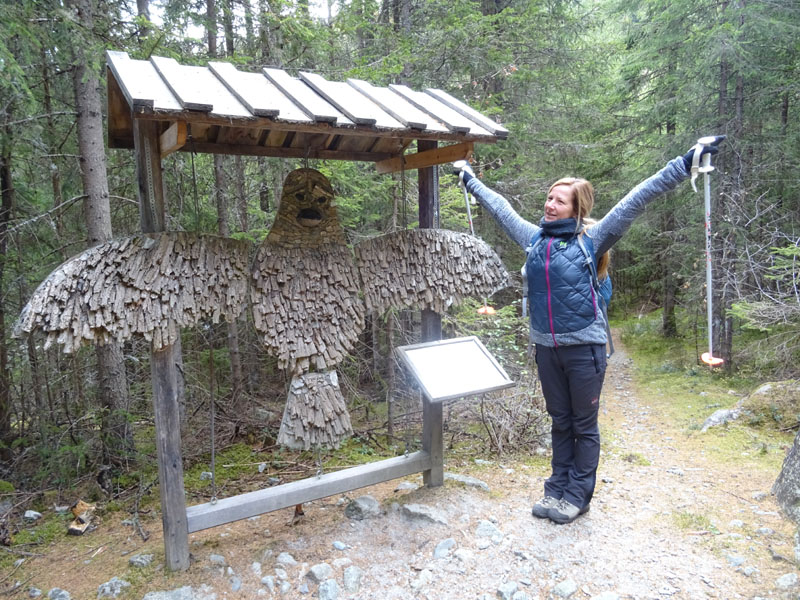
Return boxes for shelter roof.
[106,51,508,172]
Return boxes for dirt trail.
[11,341,800,599]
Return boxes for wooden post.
[417,140,443,487]
[133,119,190,571]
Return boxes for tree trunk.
[0,130,14,460]
[67,0,133,467]
[211,3,244,401]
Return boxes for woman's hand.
[452,160,475,188]
[682,135,727,171]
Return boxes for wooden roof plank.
[150,56,252,118]
[262,68,351,126]
[208,62,280,118]
[106,51,180,112]
[347,78,443,132]
[424,88,509,139]
[299,72,402,129]
[389,84,493,136]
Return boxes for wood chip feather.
[15,233,249,353]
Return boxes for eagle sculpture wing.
[354,228,509,315]
[15,233,250,353]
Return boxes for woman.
[455,137,724,524]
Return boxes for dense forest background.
[0,0,798,499]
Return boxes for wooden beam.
[417,139,444,488]
[159,122,187,158]
[186,451,432,533]
[187,141,393,162]
[133,117,189,572]
[133,120,165,233]
[375,142,473,174]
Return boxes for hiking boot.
[547,498,590,524]
[531,496,559,519]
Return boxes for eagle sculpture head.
[267,168,345,247]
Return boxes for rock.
[434,537,456,558]
[400,503,448,526]
[279,581,291,594]
[332,541,347,550]
[97,577,130,598]
[306,562,333,583]
[229,576,242,592]
[333,557,351,568]
[701,406,741,432]
[129,553,154,568]
[454,548,474,561]
[251,561,262,575]
[394,481,419,491]
[275,568,288,580]
[345,495,381,520]
[411,568,433,590]
[276,552,297,566]
[209,554,226,567]
[343,565,363,593]
[774,428,800,523]
[728,519,744,528]
[260,576,275,593]
[776,572,799,589]
[29,588,42,598]
[200,471,213,480]
[444,472,490,491]
[590,593,620,600]
[497,581,518,600]
[46,590,70,600]
[142,585,217,600]
[511,592,529,600]
[726,553,745,567]
[553,579,578,598]
[24,511,43,522]
[318,579,339,600]
[475,520,503,540]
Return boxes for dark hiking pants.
[535,343,607,509]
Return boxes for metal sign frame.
[396,335,514,402]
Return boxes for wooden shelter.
[105,50,508,570]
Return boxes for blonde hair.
[548,178,610,278]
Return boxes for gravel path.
[18,344,800,599]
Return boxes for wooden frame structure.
[106,51,508,570]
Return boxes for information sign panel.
[396,336,514,403]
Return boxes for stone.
[129,553,154,568]
[434,538,456,558]
[24,511,42,522]
[97,577,130,598]
[142,586,217,600]
[775,429,800,524]
[776,572,799,589]
[400,503,448,526]
[444,472,490,491]
[345,495,381,520]
[260,576,275,593]
[46,590,70,600]
[318,580,339,600]
[208,554,226,567]
[276,552,297,566]
[343,565,363,593]
[553,579,579,598]
[306,563,333,583]
[497,581,518,600]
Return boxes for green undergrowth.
[618,309,794,472]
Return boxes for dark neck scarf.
[538,217,580,238]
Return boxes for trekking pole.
[691,136,724,368]
[453,160,496,315]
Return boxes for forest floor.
[5,336,800,599]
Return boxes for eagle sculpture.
[15,168,509,451]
